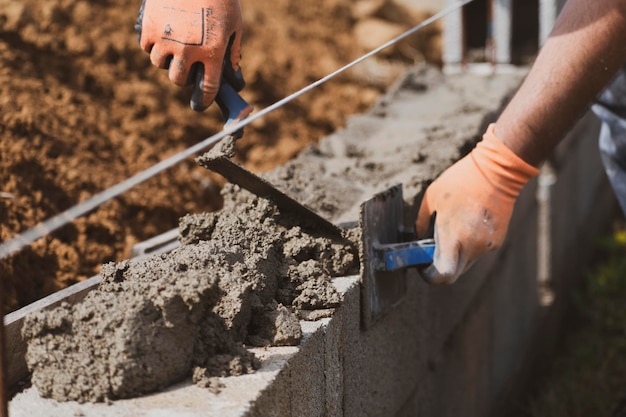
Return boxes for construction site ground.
[0,0,439,313]
[4,1,625,416]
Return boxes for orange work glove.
[136,0,244,111]
[416,124,539,284]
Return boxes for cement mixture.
[20,65,525,404]
[23,173,358,402]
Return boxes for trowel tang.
[373,239,435,272]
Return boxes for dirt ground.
[0,0,440,313]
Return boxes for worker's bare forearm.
[495,0,626,167]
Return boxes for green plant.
[527,225,626,417]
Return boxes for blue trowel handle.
[374,239,436,272]
[215,82,253,133]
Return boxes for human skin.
[138,0,244,111]
[496,0,626,166]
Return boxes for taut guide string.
[0,0,474,261]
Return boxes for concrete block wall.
[249,113,616,416]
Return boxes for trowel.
[132,80,347,257]
[131,81,256,259]
[204,38,350,240]
[360,184,436,329]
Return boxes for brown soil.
[0,0,440,313]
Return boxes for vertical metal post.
[443,0,465,71]
[537,162,557,306]
[493,0,513,65]
[539,0,558,46]
[0,273,8,417]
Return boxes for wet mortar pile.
[23,140,359,401]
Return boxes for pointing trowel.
[204,79,346,240]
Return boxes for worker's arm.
[497,0,626,165]
[135,0,244,111]
[416,0,626,284]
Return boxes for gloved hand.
[135,0,245,111]
[416,124,539,284]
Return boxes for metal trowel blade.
[359,184,407,330]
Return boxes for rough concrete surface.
[12,65,526,413]
[22,179,358,402]
[10,282,353,417]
